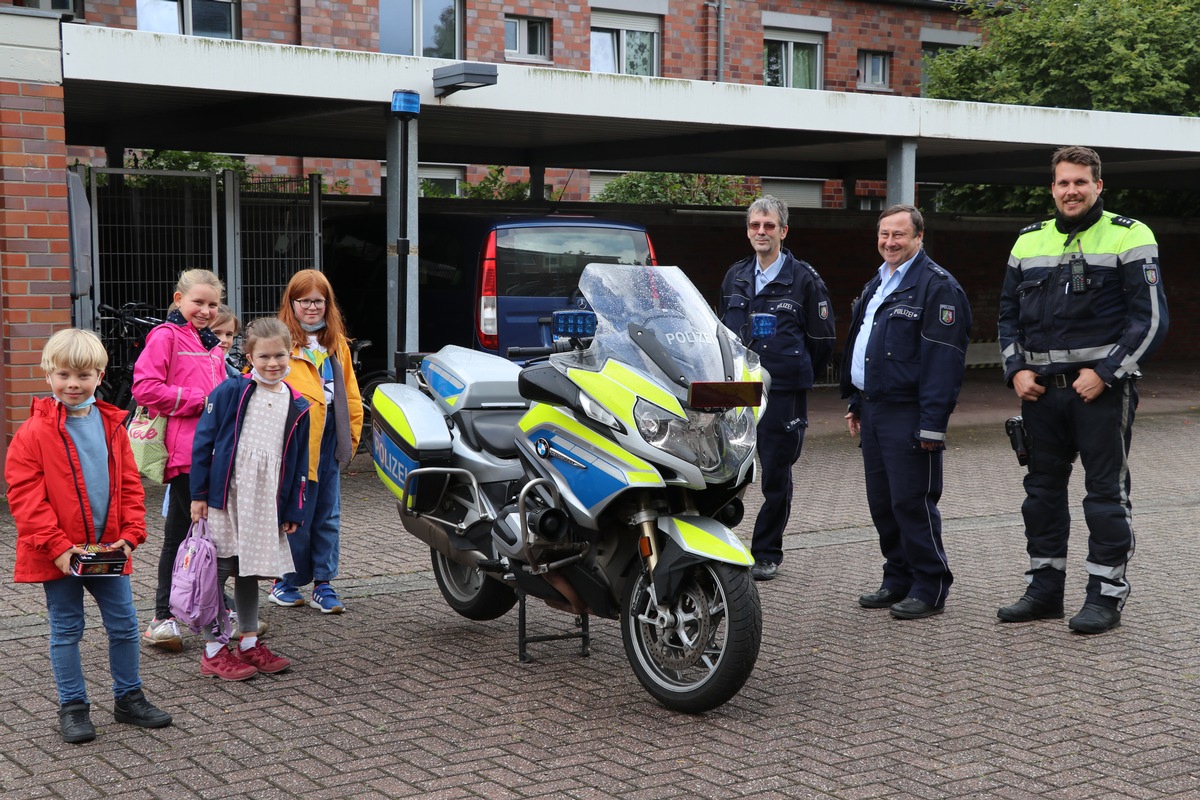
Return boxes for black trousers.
[859,399,953,607]
[752,389,807,565]
[1020,378,1137,608]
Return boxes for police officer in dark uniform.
[997,146,1169,634]
[719,195,835,581]
[841,204,970,619]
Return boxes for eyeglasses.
[748,222,779,232]
[293,298,326,309]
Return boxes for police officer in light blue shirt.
[840,204,971,620]
[720,195,836,582]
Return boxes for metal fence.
[76,167,322,371]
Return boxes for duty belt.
[1024,345,1114,366]
[1036,371,1080,389]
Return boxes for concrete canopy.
[61,25,1200,191]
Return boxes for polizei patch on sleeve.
[939,305,956,326]
[1143,263,1160,285]
[818,300,829,320]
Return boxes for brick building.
[17,0,979,202]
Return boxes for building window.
[17,0,83,19]
[137,0,239,38]
[919,28,980,96]
[761,178,823,209]
[505,16,551,62]
[590,10,660,76]
[764,30,823,90]
[857,51,891,91]
[380,0,461,59]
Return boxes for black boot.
[113,689,173,728]
[59,701,95,743]
[997,594,1064,623]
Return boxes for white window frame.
[379,0,462,59]
[18,0,82,19]
[137,0,241,39]
[763,29,824,91]
[590,10,661,77]
[857,50,891,92]
[505,15,551,63]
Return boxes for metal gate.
[73,166,322,371]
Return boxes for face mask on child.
[56,395,97,412]
[300,320,327,333]
[250,365,291,386]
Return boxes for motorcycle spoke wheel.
[622,562,761,714]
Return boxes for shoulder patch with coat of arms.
[818,300,829,320]
[939,304,956,326]
[1143,262,1160,286]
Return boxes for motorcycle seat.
[455,409,524,459]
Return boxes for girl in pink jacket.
[132,269,227,651]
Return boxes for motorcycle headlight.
[634,399,757,480]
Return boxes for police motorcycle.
[371,263,769,713]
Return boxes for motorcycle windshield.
[551,264,757,401]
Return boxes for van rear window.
[496,226,651,297]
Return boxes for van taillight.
[647,235,659,266]
[477,230,499,350]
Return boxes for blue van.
[324,211,658,369]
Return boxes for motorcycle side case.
[371,383,453,511]
[420,345,525,415]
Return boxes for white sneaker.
[143,618,183,652]
[227,611,269,638]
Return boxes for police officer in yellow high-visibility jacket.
[997,146,1169,635]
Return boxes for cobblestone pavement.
[2,364,1198,799]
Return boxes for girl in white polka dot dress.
[189,318,311,681]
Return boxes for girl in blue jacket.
[189,318,310,681]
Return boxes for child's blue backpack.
[169,519,228,641]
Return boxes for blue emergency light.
[552,309,597,339]
[751,313,777,339]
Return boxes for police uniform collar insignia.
[1111,215,1136,228]
[1018,221,1045,235]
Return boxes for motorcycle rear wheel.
[622,562,761,714]
[430,549,518,621]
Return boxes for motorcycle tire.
[430,549,518,621]
[622,561,761,714]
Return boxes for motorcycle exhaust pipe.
[398,504,488,569]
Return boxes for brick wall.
[0,79,72,444]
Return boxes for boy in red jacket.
[7,329,172,743]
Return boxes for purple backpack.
[169,519,228,641]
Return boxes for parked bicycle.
[95,302,162,420]
[349,339,394,456]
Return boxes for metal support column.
[886,138,918,207]
[387,90,421,377]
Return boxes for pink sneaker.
[200,647,258,681]
[234,642,292,674]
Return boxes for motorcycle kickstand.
[516,587,590,663]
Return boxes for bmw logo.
[535,438,550,458]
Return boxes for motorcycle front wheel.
[430,549,518,621]
[622,561,761,714]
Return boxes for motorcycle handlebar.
[507,338,588,360]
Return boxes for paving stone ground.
[1,362,1198,799]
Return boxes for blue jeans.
[283,420,341,587]
[43,575,141,705]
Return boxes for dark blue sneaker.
[309,583,345,614]
[269,580,305,607]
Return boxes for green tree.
[595,172,752,206]
[924,0,1200,216]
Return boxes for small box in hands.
[69,545,127,577]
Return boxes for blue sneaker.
[269,580,305,607]
[309,583,345,614]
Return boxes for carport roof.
[61,25,1200,190]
